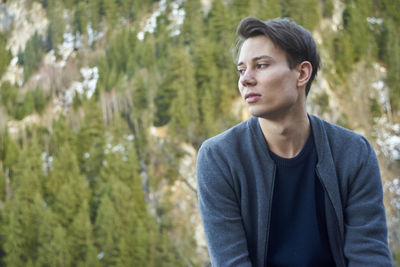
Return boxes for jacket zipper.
[264,165,276,267]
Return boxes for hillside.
[0,0,399,266]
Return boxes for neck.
[258,109,310,158]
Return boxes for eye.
[237,68,246,75]
[257,63,269,69]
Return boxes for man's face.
[237,35,302,119]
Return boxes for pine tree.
[3,140,45,266]
[193,38,219,138]
[207,0,232,44]
[181,0,204,46]
[342,3,372,62]
[166,47,199,141]
[49,144,90,227]
[21,32,44,83]
[119,0,134,20]
[77,100,105,183]
[281,0,320,31]
[257,0,281,20]
[68,200,98,266]
[95,194,121,266]
[0,32,12,78]
[102,0,118,26]
[3,193,45,266]
[1,127,20,179]
[37,218,72,267]
[47,1,65,55]
[231,0,251,22]
[384,19,400,110]
[74,1,88,35]
[88,0,101,31]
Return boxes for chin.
[247,106,270,118]
[248,106,286,120]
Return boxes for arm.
[343,137,392,266]
[196,144,252,267]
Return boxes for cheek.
[238,80,243,94]
[269,69,296,90]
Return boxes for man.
[196,17,392,266]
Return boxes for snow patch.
[57,32,75,67]
[137,0,185,40]
[87,24,104,46]
[385,178,400,210]
[376,117,400,161]
[104,142,129,162]
[65,66,98,107]
[331,0,345,31]
[137,0,167,40]
[1,55,23,86]
[80,67,99,99]
[3,1,48,56]
[367,17,383,26]
[123,134,134,141]
[371,64,390,112]
[42,152,53,173]
[169,1,186,36]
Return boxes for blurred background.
[0,0,398,266]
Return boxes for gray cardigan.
[196,115,392,267]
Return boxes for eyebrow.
[237,55,273,67]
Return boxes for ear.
[296,61,312,88]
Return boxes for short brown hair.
[234,17,320,96]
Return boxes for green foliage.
[181,0,204,45]
[207,0,233,46]
[33,87,47,114]
[77,100,105,181]
[37,222,72,267]
[2,140,44,266]
[321,0,334,18]
[0,127,20,174]
[313,91,330,114]
[369,97,383,119]
[257,0,282,20]
[342,3,372,62]
[73,1,88,35]
[0,82,17,111]
[168,47,199,141]
[19,32,44,82]
[281,0,320,30]
[383,19,400,110]
[0,32,12,78]
[88,0,101,31]
[6,86,48,121]
[46,0,65,55]
[102,0,118,26]
[97,29,137,92]
[68,201,98,266]
[333,32,354,76]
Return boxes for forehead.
[238,35,286,64]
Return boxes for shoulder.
[199,118,253,155]
[310,114,373,156]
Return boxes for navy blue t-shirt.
[266,133,335,266]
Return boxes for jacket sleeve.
[196,144,252,267]
[343,137,392,266]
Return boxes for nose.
[239,69,256,88]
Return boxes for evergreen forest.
[0,0,399,266]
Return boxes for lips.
[244,92,261,103]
